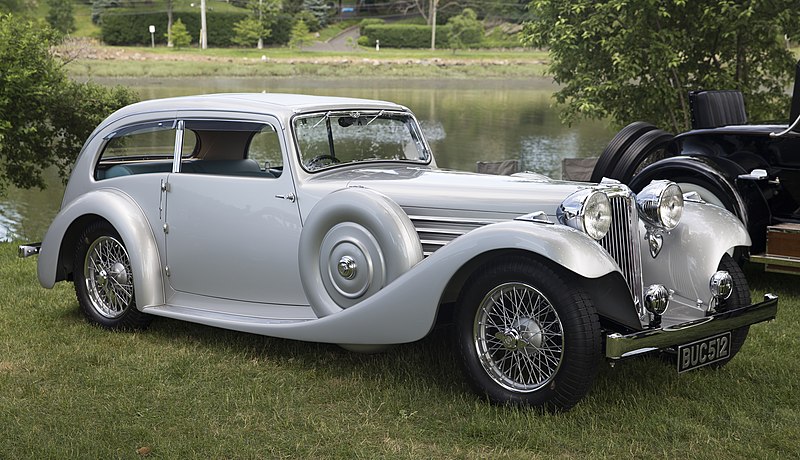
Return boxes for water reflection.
[1,77,614,241]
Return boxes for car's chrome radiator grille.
[598,190,644,308]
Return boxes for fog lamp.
[710,271,733,300]
[644,284,670,315]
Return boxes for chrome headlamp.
[557,189,612,240]
[636,180,683,230]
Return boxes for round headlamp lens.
[658,183,683,230]
[637,180,684,230]
[583,191,612,240]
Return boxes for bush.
[360,23,452,49]
[0,13,138,192]
[100,9,249,46]
[358,17,384,36]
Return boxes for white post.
[149,25,155,48]
[257,0,263,49]
[200,0,208,49]
[430,0,438,51]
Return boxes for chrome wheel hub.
[84,235,134,319]
[474,282,564,393]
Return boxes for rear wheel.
[74,221,152,330]
[455,258,602,411]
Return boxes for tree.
[91,0,121,25]
[288,19,312,48]
[0,14,138,193]
[46,0,76,35]
[302,0,330,28]
[447,8,483,52]
[232,17,268,47]
[169,18,191,48]
[0,0,28,12]
[523,0,800,132]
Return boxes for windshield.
[293,110,430,172]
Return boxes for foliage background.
[523,0,800,131]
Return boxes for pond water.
[0,77,614,241]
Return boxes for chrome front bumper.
[18,243,41,258]
[606,293,778,360]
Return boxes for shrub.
[360,23,451,49]
[358,17,384,36]
[99,9,249,46]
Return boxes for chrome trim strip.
[407,213,504,257]
[605,293,778,360]
[406,215,505,226]
[750,253,800,268]
[18,243,41,258]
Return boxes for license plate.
[677,332,731,373]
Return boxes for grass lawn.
[1,242,798,457]
[64,45,550,79]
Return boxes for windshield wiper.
[312,112,331,128]
[366,110,384,126]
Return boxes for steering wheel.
[306,154,341,170]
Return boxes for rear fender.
[38,189,165,309]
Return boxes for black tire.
[455,258,602,411]
[708,254,750,366]
[610,128,677,183]
[662,254,750,368]
[74,221,152,330]
[590,121,657,183]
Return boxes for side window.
[96,120,186,180]
[102,121,176,160]
[179,120,282,178]
[247,125,283,176]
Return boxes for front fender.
[641,201,750,311]
[250,220,622,345]
[38,188,165,309]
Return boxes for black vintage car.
[592,61,800,274]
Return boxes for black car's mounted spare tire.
[299,187,423,318]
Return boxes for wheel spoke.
[84,235,134,319]
[473,282,563,393]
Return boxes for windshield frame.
[291,109,432,174]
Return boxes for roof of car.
[107,93,410,122]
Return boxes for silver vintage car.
[20,94,778,411]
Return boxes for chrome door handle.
[275,193,296,203]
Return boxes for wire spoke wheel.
[456,259,601,411]
[74,221,151,330]
[474,282,564,392]
[84,235,134,319]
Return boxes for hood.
[302,166,590,220]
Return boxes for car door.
[164,115,307,305]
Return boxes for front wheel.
[74,221,152,330]
[455,258,602,411]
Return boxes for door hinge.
[163,223,169,234]
[165,266,171,277]
[161,181,171,192]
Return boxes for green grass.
[64,46,551,79]
[1,242,798,457]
